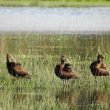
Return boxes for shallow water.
[0,87,110,110]
[0,7,110,34]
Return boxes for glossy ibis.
[54,56,79,80]
[90,54,109,76]
[6,53,31,79]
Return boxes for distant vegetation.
[0,0,110,7]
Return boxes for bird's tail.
[73,72,80,79]
[74,75,79,79]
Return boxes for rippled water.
[0,7,110,34]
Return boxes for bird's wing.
[14,64,29,76]
[64,63,72,72]
[65,63,72,67]
[61,70,79,79]
[15,63,22,66]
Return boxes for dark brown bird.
[6,53,31,79]
[90,54,109,76]
[54,56,79,80]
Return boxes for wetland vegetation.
[0,33,110,110]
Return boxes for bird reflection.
[56,87,80,105]
[56,87,110,109]
[90,89,109,104]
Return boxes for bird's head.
[97,54,104,63]
[7,53,16,62]
[60,56,67,64]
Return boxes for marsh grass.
[0,33,110,109]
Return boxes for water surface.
[0,7,110,34]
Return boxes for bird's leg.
[94,76,98,86]
[16,77,20,80]
[62,79,67,90]
[12,78,16,84]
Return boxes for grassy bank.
[0,0,110,7]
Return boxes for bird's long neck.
[61,60,65,64]
[7,55,10,63]
[97,59,101,63]
[6,55,13,67]
[60,60,65,69]
[6,56,11,70]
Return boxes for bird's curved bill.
[11,56,16,62]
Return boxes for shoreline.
[0,31,110,36]
[0,1,110,7]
